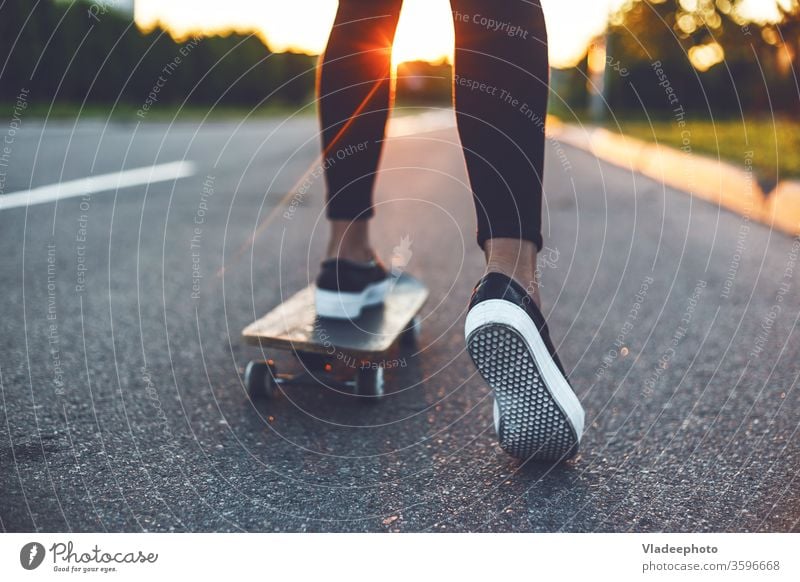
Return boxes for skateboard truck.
[243,355,387,400]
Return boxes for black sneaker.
[465,272,584,461]
[315,256,391,319]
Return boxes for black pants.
[319,0,548,251]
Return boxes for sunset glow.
[135,0,628,68]
[135,0,783,69]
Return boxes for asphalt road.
[1,110,798,532]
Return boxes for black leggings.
[318,0,548,251]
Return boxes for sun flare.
[391,0,454,67]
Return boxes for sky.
[135,0,786,69]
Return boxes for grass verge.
[584,116,800,181]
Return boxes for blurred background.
[1,0,798,179]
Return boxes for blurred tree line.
[0,0,316,108]
[555,0,799,118]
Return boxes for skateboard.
[241,272,428,400]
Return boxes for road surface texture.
[1,110,798,532]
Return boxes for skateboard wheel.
[244,360,277,400]
[354,366,384,398]
[400,316,422,347]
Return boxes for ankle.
[326,219,374,262]
[483,238,541,308]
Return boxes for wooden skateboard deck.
[242,272,428,358]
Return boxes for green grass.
[597,117,800,181]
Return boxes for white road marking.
[0,160,196,210]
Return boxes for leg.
[318,0,403,261]
[455,2,584,461]
[314,1,401,318]
[451,0,549,299]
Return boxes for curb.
[766,180,800,236]
[548,121,800,238]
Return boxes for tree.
[0,0,317,109]
[601,0,799,115]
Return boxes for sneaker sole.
[315,278,391,319]
[465,299,584,461]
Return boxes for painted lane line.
[0,160,196,210]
